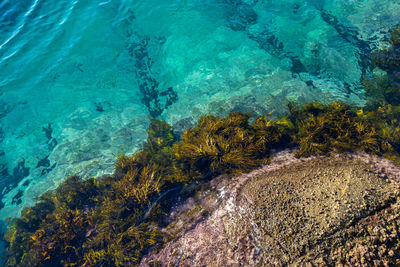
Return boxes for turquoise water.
[0,0,399,219]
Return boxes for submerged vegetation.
[4,27,400,267]
[173,112,288,179]
[289,102,400,159]
[5,101,400,266]
[3,112,289,266]
[364,26,400,107]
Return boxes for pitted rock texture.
[141,151,400,266]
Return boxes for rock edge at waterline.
[142,150,400,266]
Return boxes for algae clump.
[365,26,400,106]
[5,102,400,266]
[289,102,398,158]
[173,112,286,180]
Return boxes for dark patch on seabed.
[0,117,58,210]
[223,0,309,78]
[36,154,56,176]
[0,100,15,121]
[223,1,374,97]
[0,101,25,210]
[247,28,285,57]
[38,123,58,176]
[127,34,178,117]
[42,123,57,150]
[93,101,111,113]
[222,0,258,31]
[11,190,23,206]
[0,159,29,210]
[318,9,374,78]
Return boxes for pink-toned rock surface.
[140,150,400,266]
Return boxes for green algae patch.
[365,26,400,107]
[5,100,400,266]
[5,101,400,266]
[3,113,286,267]
[172,112,286,180]
[3,118,176,267]
[289,102,400,159]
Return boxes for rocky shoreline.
[141,150,400,266]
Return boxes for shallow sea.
[0,0,399,220]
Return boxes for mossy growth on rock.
[3,118,176,266]
[172,112,289,180]
[5,105,400,266]
[3,113,287,266]
[372,26,400,73]
[288,102,400,159]
[4,103,400,266]
[4,176,103,266]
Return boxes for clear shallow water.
[0,0,399,219]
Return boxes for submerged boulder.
[141,151,400,266]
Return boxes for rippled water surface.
[0,0,399,219]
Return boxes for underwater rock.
[319,9,373,78]
[41,123,58,151]
[172,117,195,138]
[0,157,31,210]
[141,151,400,266]
[246,26,285,58]
[372,26,400,87]
[364,26,400,107]
[222,0,258,31]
